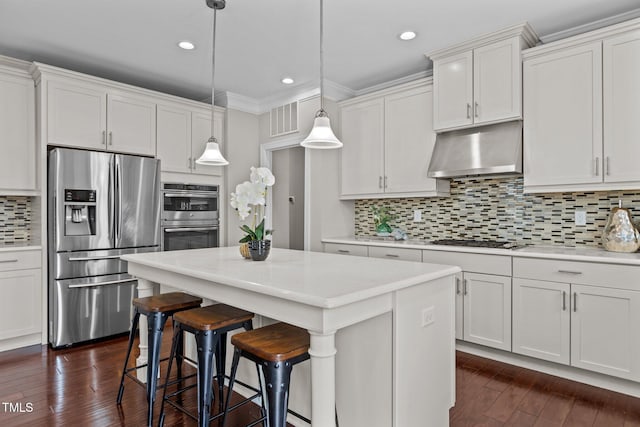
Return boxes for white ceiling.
[0,0,639,106]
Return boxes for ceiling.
[0,0,639,108]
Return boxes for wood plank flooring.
[0,334,639,426]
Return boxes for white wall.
[225,108,260,246]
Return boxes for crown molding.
[215,91,261,115]
[539,8,640,44]
[354,70,431,97]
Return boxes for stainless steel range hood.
[427,121,522,178]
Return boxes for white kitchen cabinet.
[428,24,536,132]
[462,272,511,351]
[0,63,36,193]
[523,20,640,193]
[0,249,42,351]
[323,242,368,257]
[523,42,603,188]
[340,80,448,199]
[47,77,156,156]
[512,278,571,364]
[603,29,640,183]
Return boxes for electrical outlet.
[413,210,423,222]
[575,210,587,226]
[421,306,435,327]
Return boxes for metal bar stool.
[116,292,203,427]
[159,304,255,427]
[223,322,313,427]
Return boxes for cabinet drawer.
[513,257,640,290]
[368,246,422,262]
[422,250,511,276]
[0,250,41,272]
[324,243,368,257]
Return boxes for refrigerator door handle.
[68,255,122,262]
[114,158,121,245]
[69,278,137,289]
[108,158,115,243]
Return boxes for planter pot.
[239,242,251,259]
[248,240,271,261]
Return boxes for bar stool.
[159,304,255,427]
[223,322,312,427]
[116,292,202,427]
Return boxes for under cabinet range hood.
[427,121,523,178]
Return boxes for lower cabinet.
[0,268,41,342]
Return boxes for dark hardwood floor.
[0,333,639,426]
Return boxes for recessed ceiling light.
[178,41,195,50]
[281,77,294,85]
[399,31,417,41]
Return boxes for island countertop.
[121,246,461,309]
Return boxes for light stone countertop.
[322,237,640,266]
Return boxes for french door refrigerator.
[48,148,161,347]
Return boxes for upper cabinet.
[0,57,36,194]
[339,79,449,199]
[427,23,538,132]
[156,103,224,177]
[523,19,640,193]
[45,77,156,156]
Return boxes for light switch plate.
[413,210,423,222]
[575,210,587,226]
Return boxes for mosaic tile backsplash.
[0,197,32,243]
[354,177,640,248]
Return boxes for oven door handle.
[164,227,218,233]
[163,193,216,199]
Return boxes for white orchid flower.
[250,167,275,187]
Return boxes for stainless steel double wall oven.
[161,183,219,251]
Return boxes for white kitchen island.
[122,247,460,427]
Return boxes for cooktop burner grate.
[430,239,520,249]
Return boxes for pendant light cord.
[319,0,325,113]
[211,6,217,140]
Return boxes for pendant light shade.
[196,0,229,166]
[301,0,342,150]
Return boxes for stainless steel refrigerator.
[48,148,161,348]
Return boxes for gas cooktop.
[430,239,521,249]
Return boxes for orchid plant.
[230,167,275,243]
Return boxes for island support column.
[308,331,337,427]
[135,278,157,382]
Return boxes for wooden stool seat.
[132,292,202,314]
[173,304,254,331]
[231,322,310,362]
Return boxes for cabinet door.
[340,98,385,196]
[0,269,41,340]
[47,79,107,150]
[512,278,570,364]
[384,86,438,193]
[107,93,156,156]
[463,272,511,351]
[474,38,521,124]
[156,103,192,174]
[433,51,473,130]
[368,246,422,262]
[523,42,602,187]
[0,73,35,191]
[191,110,224,176]
[455,273,464,340]
[603,30,640,183]
[571,284,640,381]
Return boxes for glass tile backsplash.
[354,177,640,248]
[0,196,32,243]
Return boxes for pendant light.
[196,0,229,166]
[300,0,343,149]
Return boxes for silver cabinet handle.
[69,278,137,289]
[378,176,383,189]
[466,103,471,119]
[384,176,388,189]
[385,254,399,258]
[573,292,577,312]
[0,259,18,263]
[474,102,479,118]
[337,249,350,254]
[606,156,610,176]
[455,277,461,295]
[562,291,566,311]
[188,157,192,169]
[102,130,107,145]
[558,270,582,275]
[69,255,122,262]
[463,279,468,295]
[594,157,600,176]
[109,131,113,145]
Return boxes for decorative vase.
[248,240,271,261]
[602,205,640,253]
[239,242,251,259]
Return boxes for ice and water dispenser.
[64,189,97,236]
